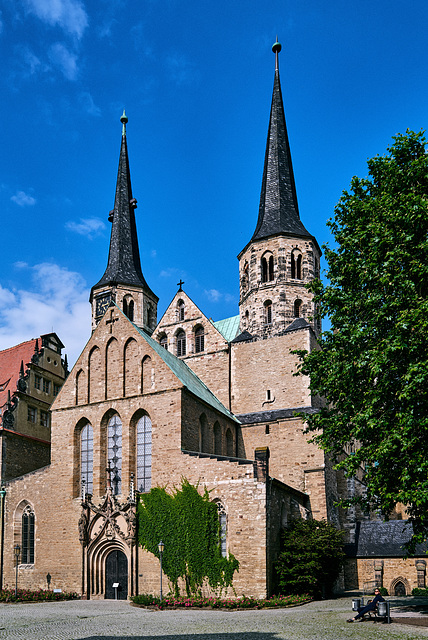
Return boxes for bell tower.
[238,41,321,339]
[90,111,158,333]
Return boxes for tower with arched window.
[238,44,321,338]
[90,112,158,335]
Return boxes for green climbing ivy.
[137,479,239,597]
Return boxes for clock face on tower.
[95,293,112,318]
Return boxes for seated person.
[347,588,385,622]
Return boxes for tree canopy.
[298,130,428,548]
[137,479,239,596]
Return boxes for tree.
[275,519,345,598]
[298,130,428,549]
[137,479,239,596]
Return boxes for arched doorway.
[394,581,406,596]
[105,550,128,599]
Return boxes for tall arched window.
[195,326,204,353]
[81,423,93,496]
[261,257,268,283]
[291,250,302,279]
[108,415,122,495]
[214,421,221,455]
[123,298,134,321]
[22,506,35,564]
[294,299,302,318]
[177,300,185,321]
[264,300,272,325]
[177,330,186,357]
[136,415,152,493]
[268,255,274,281]
[199,414,209,453]
[226,428,234,457]
[217,502,227,557]
[159,334,168,350]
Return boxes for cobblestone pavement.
[0,598,427,640]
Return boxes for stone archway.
[105,549,128,600]
[390,576,411,596]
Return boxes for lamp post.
[158,540,164,601]
[14,544,20,598]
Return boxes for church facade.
[1,43,422,599]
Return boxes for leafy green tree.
[298,130,428,549]
[137,479,239,596]
[275,519,345,598]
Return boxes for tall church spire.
[250,40,311,243]
[91,112,158,332]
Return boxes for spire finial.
[121,109,128,136]
[272,38,281,72]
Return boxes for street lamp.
[14,544,20,598]
[158,540,164,601]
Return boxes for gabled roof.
[126,306,239,423]
[91,112,157,301]
[212,315,240,342]
[0,339,37,409]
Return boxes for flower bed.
[0,588,80,603]
[130,593,312,610]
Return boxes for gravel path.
[0,598,427,640]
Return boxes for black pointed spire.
[251,40,311,242]
[91,111,155,296]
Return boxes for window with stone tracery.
[22,506,35,564]
[108,414,122,495]
[136,415,152,493]
[81,423,93,495]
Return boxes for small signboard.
[53,588,62,593]
[112,582,119,588]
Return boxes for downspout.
[0,485,6,591]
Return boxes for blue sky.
[1,0,427,365]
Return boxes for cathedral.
[1,42,424,600]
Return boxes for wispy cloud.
[79,92,101,116]
[11,190,36,206]
[166,52,198,86]
[23,0,88,39]
[204,289,235,304]
[48,42,78,80]
[65,217,106,238]
[0,262,90,367]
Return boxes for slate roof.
[212,315,240,342]
[91,114,157,301]
[285,318,310,332]
[240,43,317,256]
[231,330,253,344]
[237,406,318,425]
[347,521,428,558]
[128,307,239,423]
[0,339,37,410]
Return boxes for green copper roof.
[212,315,240,342]
[121,306,239,423]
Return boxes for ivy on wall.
[137,479,239,597]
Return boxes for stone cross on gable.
[106,309,119,333]
[177,279,184,291]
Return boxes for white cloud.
[11,190,36,206]
[79,92,101,117]
[0,262,91,367]
[151,249,157,258]
[159,267,180,278]
[65,217,106,238]
[23,0,88,39]
[48,42,78,80]
[166,52,197,86]
[204,289,236,304]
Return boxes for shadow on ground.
[80,634,279,640]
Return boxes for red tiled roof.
[0,338,38,411]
